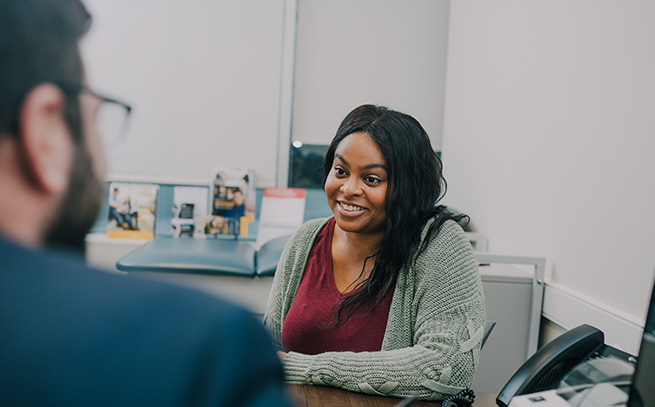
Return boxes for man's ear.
[18,83,74,195]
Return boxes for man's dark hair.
[0,0,92,143]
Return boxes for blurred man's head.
[233,189,245,207]
[0,0,106,252]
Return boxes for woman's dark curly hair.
[322,104,468,325]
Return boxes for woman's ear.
[18,83,74,195]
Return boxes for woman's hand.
[277,351,288,361]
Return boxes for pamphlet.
[171,186,208,238]
[206,168,256,237]
[107,182,158,240]
[255,187,306,247]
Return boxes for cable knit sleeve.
[280,220,486,401]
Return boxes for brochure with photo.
[171,186,208,238]
[107,182,158,240]
[207,168,256,237]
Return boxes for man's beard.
[43,144,104,254]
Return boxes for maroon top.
[281,218,394,354]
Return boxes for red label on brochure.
[263,187,306,199]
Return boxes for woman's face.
[325,132,388,237]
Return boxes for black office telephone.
[496,324,607,406]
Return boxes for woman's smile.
[337,201,367,215]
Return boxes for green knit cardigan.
[263,217,486,400]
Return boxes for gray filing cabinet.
[473,254,545,393]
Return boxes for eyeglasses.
[83,88,133,146]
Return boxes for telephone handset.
[496,324,605,407]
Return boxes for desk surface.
[287,384,497,407]
[115,234,291,276]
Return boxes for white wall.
[442,1,655,345]
[291,0,450,149]
[81,0,286,186]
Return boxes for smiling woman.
[264,104,487,401]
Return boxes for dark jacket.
[0,236,291,407]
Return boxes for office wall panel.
[291,0,450,149]
[442,1,655,328]
[82,0,286,186]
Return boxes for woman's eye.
[365,176,381,184]
[334,167,346,176]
